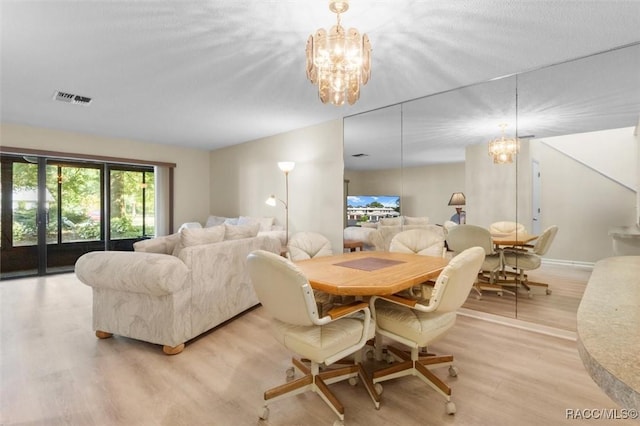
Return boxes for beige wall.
[208,119,344,251]
[532,139,636,263]
[465,140,532,229]
[6,121,634,263]
[0,123,211,232]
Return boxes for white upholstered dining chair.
[389,227,446,258]
[287,231,338,310]
[369,247,485,415]
[247,250,379,425]
[389,227,446,299]
[489,221,527,235]
[502,225,559,297]
[446,224,508,298]
[287,231,333,260]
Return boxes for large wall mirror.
[343,42,640,331]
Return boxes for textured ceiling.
[1,1,640,161]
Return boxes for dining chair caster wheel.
[365,349,374,360]
[259,406,269,420]
[374,383,384,395]
[497,291,503,297]
[445,401,456,415]
[448,366,459,377]
[285,367,295,381]
[546,289,552,295]
[348,377,358,386]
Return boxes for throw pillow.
[404,216,429,225]
[223,217,239,225]
[173,225,225,256]
[360,222,378,229]
[380,217,402,226]
[224,222,260,240]
[205,215,228,227]
[238,215,275,232]
[134,233,180,255]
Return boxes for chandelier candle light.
[305,0,371,106]
[266,161,295,246]
[488,123,521,164]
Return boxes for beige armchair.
[446,224,508,298]
[369,247,485,415]
[247,250,379,425]
[502,225,559,296]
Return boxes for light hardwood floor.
[1,272,633,426]
[462,263,592,332]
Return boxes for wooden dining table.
[491,232,538,248]
[294,251,449,296]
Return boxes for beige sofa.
[75,230,281,354]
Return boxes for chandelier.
[305,0,371,106]
[488,124,520,164]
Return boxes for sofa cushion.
[372,225,403,251]
[238,216,275,232]
[173,226,225,256]
[134,233,180,255]
[360,222,378,229]
[224,223,260,240]
[380,217,402,226]
[404,216,429,225]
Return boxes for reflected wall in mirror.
[343,105,402,251]
[343,42,640,332]
[512,43,640,330]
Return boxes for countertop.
[576,256,640,411]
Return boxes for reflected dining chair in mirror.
[446,224,509,299]
[368,247,485,415]
[247,250,379,425]
[489,221,527,236]
[389,227,446,299]
[502,225,559,297]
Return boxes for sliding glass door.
[1,154,154,279]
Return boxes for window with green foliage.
[109,168,155,239]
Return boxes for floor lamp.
[266,161,295,246]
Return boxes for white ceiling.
[1,1,640,160]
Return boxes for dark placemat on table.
[334,257,406,271]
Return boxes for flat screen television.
[346,195,400,225]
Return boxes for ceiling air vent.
[53,91,92,106]
[352,153,369,157]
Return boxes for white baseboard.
[541,258,594,269]
[458,308,577,341]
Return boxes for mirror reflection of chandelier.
[305,0,371,106]
[488,123,520,164]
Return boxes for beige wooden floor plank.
[1,270,633,426]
